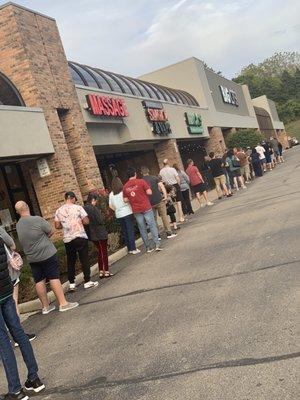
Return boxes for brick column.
[277,130,290,149]
[204,127,226,156]
[154,139,184,170]
[0,4,103,220]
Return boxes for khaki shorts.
[214,175,226,186]
[240,164,250,176]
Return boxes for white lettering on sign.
[37,158,51,178]
[220,85,238,106]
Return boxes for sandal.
[104,272,114,278]
[99,271,104,278]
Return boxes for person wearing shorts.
[208,152,231,199]
[186,159,213,207]
[226,149,246,191]
[15,201,78,314]
[159,159,185,222]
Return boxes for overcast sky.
[3,0,300,78]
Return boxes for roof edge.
[0,2,55,21]
[139,57,202,78]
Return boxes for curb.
[18,238,144,314]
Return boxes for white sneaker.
[69,283,77,291]
[84,281,99,289]
[59,302,79,312]
[241,186,247,189]
[129,249,141,255]
[147,248,154,253]
[207,201,214,206]
[42,305,55,315]
[167,233,177,239]
[155,246,163,252]
[200,203,206,208]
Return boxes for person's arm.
[79,206,89,226]
[54,221,62,229]
[182,171,190,184]
[0,227,16,250]
[108,194,116,211]
[40,217,54,237]
[158,181,167,201]
[195,167,204,182]
[54,210,62,230]
[142,180,152,196]
[174,169,180,185]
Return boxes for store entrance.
[0,164,32,229]
[177,139,215,189]
[96,149,160,189]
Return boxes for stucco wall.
[75,86,209,147]
[0,106,54,158]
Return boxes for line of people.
[0,140,286,398]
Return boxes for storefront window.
[4,165,21,189]
[0,164,32,229]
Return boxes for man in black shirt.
[141,166,177,239]
[208,152,231,199]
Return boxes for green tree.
[226,129,264,149]
[233,52,300,124]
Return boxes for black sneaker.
[15,333,36,347]
[4,389,29,399]
[24,377,45,393]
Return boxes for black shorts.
[172,183,183,202]
[30,253,60,284]
[229,169,241,178]
[192,182,208,194]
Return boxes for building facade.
[0,2,288,231]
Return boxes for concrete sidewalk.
[3,147,299,400]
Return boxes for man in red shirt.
[123,167,162,252]
[186,159,213,207]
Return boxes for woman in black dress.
[250,148,263,177]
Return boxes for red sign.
[86,94,129,117]
[147,108,168,122]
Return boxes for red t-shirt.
[186,165,203,186]
[123,178,152,213]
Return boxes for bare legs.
[175,201,185,222]
[195,191,212,206]
[35,279,68,308]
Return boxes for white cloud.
[5,0,300,78]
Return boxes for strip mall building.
[0,2,288,229]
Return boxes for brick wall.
[277,130,290,149]
[204,127,226,157]
[154,139,184,170]
[0,4,103,222]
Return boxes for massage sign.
[86,94,129,118]
[142,100,172,136]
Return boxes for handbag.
[4,244,23,271]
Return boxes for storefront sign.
[142,100,172,136]
[185,112,203,134]
[219,85,238,106]
[86,94,129,117]
[37,158,51,178]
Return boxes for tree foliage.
[233,52,300,123]
[226,129,264,150]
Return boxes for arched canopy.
[68,61,199,107]
[0,71,24,106]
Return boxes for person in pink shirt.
[186,159,214,207]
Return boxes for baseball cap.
[64,191,77,201]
